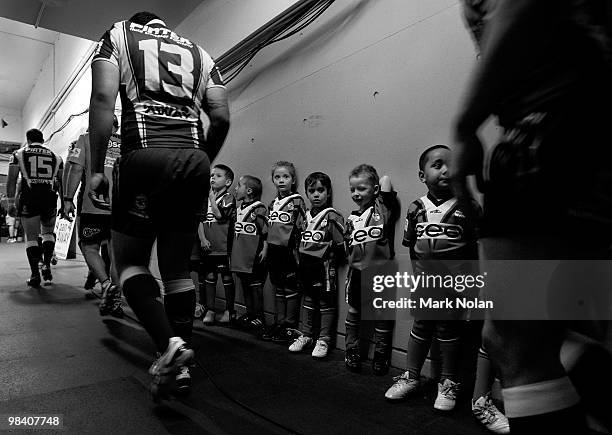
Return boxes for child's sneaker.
[260,324,276,341]
[472,393,510,434]
[202,310,215,325]
[311,339,329,359]
[249,317,264,331]
[194,303,204,319]
[175,366,192,395]
[272,325,289,343]
[384,371,420,401]
[235,313,253,329]
[372,350,391,376]
[149,337,194,402]
[288,335,312,352]
[218,310,235,325]
[345,348,361,373]
[434,378,460,411]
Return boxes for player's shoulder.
[326,208,344,222]
[407,198,425,214]
[220,192,236,206]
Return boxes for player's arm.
[208,191,223,220]
[90,61,119,174]
[452,0,551,197]
[202,86,230,162]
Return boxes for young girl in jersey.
[288,172,345,358]
[263,161,306,343]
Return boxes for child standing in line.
[264,161,306,343]
[201,164,237,325]
[344,164,399,375]
[231,175,269,334]
[288,172,345,359]
[384,145,481,412]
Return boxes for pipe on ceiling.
[34,2,46,28]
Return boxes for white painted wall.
[0,106,23,143]
[21,32,94,158]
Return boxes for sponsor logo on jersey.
[83,227,101,238]
[372,213,380,221]
[429,209,442,214]
[320,218,327,228]
[453,210,465,219]
[269,211,292,224]
[416,222,463,240]
[302,230,325,243]
[349,225,383,246]
[68,147,82,158]
[143,104,191,119]
[234,221,257,235]
[130,23,193,47]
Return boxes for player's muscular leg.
[80,241,109,284]
[157,230,197,343]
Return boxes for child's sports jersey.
[403,194,480,262]
[231,200,268,273]
[299,207,345,259]
[267,193,306,248]
[202,191,236,255]
[346,191,398,271]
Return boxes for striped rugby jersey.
[9,144,63,195]
[92,20,225,153]
[267,193,306,248]
[231,201,268,274]
[299,207,344,259]
[202,191,236,255]
[403,194,480,261]
[345,191,398,270]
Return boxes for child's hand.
[259,242,268,262]
[208,189,216,203]
[201,239,212,253]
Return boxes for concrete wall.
[21,33,94,159]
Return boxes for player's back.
[11,144,62,195]
[93,19,224,153]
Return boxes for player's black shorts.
[18,190,57,220]
[267,244,298,288]
[112,148,210,238]
[78,213,111,244]
[345,267,361,308]
[204,254,231,275]
[236,258,267,287]
[299,254,337,295]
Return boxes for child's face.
[419,148,451,195]
[349,174,379,209]
[272,166,294,196]
[210,168,231,191]
[306,180,329,209]
[234,178,248,200]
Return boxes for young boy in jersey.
[384,145,480,412]
[231,175,268,333]
[264,161,306,343]
[288,172,345,358]
[201,164,237,325]
[344,164,399,375]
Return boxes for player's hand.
[89,172,111,211]
[62,200,75,222]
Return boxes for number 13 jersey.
[92,19,225,153]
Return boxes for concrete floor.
[0,241,493,434]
